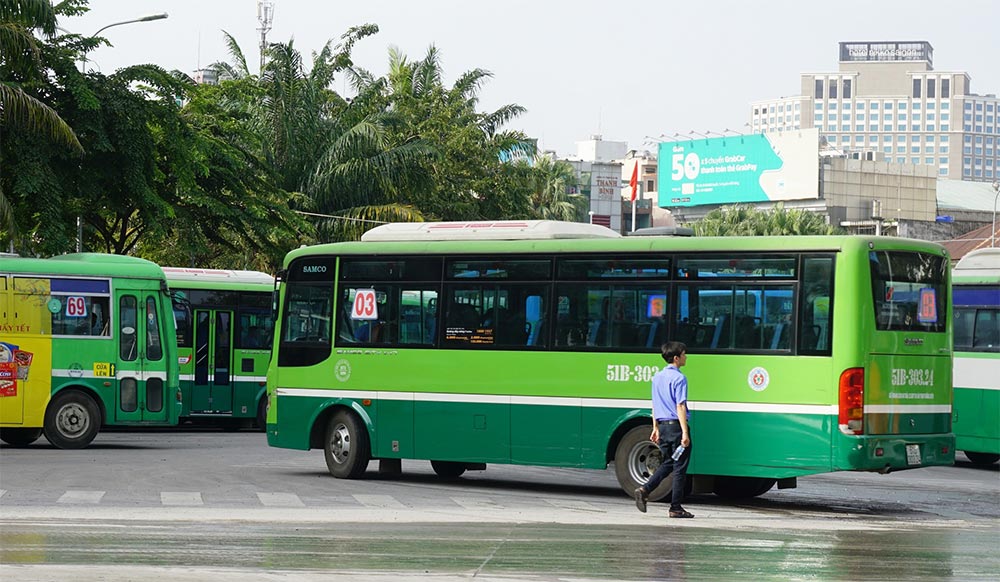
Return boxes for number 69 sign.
[351,289,378,320]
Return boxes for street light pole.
[80,13,169,71]
[992,181,999,248]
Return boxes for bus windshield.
[869,250,947,332]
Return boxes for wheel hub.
[56,403,89,437]
[329,423,351,464]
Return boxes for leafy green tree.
[0,0,82,239]
[527,155,587,221]
[361,45,536,221]
[691,203,842,236]
[212,28,434,242]
[4,0,306,265]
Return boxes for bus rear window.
[869,251,947,332]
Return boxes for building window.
[829,80,838,99]
[942,124,949,131]
[843,79,852,99]
[942,78,950,98]
[815,79,823,98]
[927,78,936,98]
[815,103,822,111]
[912,78,921,98]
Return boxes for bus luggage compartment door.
[865,354,951,435]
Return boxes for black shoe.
[634,487,648,513]
[668,508,694,518]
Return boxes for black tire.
[43,391,101,449]
[431,460,467,479]
[323,409,370,478]
[964,451,1000,465]
[613,425,674,502]
[0,427,44,447]
[255,395,268,432]
[712,476,776,499]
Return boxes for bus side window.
[973,309,999,351]
[800,257,833,354]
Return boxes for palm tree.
[528,154,587,221]
[357,45,534,221]
[691,204,841,236]
[0,0,82,232]
[211,28,432,241]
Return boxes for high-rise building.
[749,41,999,182]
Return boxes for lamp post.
[80,13,169,71]
[992,180,999,248]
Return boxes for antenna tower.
[257,0,274,72]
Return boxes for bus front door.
[193,310,234,414]
[114,293,169,423]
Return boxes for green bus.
[164,267,274,430]
[1,253,181,448]
[265,221,955,499]
[951,247,1000,465]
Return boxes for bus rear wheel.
[964,451,1000,465]
[614,425,674,502]
[431,461,467,479]
[0,427,44,447]
[324,410,370,479]
[43,391,100,449]
[712,476,776,499]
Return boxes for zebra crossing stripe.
[353,494,406,508]
[257,492,305,507]
[545,499,603,512]
[57,490,105,504]
[450,497,502,511]
[161,492,204,506]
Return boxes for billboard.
[658,129,819,208]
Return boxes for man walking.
[634,341,694,518]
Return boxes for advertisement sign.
[659,129,819,208]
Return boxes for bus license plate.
[905,444,921,466]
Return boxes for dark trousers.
[642,420,690,510]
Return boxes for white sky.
[66,0,1000,156]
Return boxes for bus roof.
[1,253,166,280]
[162,267,274,290]
[288,222,949,266]
[953,247,1000,283]
[360,220,621,242]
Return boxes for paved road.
[1,431,998,581]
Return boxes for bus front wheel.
[43,391,101,449]
[964,451,1000,465]
[0,427,44,447]
[614,425,674,502]
[323,410,370,479]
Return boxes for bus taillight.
[838,367,865,435]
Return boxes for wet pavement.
[2,516,998,581]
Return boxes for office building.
[749,41,999,182]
